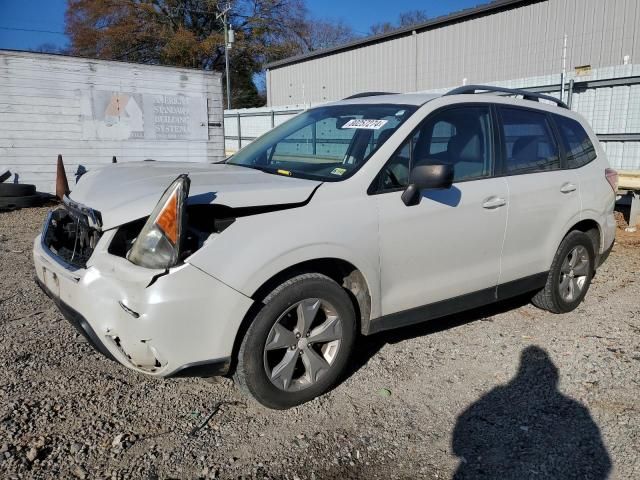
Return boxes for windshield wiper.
[228,163,282,176]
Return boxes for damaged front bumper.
[33,222,254,378]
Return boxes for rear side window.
[554,115,597,168]
[499,107,560,174]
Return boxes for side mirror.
[401,162,454,206]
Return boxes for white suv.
[33,86,617,409]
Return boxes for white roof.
[326,93,441,107]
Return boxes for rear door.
[498,106,581,284]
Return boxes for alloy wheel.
[559,245,590,302]
[263,298,343,392]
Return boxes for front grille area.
[43,207,102,269]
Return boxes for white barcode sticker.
[341,119,388,130]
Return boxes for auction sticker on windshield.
[341,119,388,130]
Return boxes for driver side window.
[375,105,493,192]
[377,131,418,191]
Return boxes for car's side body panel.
[367,271,549,335]
[375,177,509,316]
[499,169,582,283]
[575,127,617,255]
[187,183,383,318]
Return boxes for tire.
[532,231,596,313]
[0,194,45,210]
[234,273,356,409]
[0,184,36,197]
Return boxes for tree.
[369,21,395,35]
[293,19,357,53]
[65,0,308,108]
[369,9,428,35]
[398,10,429,28]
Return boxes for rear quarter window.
[553,115,597,168]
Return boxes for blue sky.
[307,0,485,36]
[0,0,483,51]
[0,0,69,50]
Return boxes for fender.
[244,243,380,316]
[546,212,605,270]
[187,193,382,318]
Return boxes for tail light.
[127,174,190,269]
[605,168,618,193]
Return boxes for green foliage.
[65,0,313,107]
[65,1,425,107]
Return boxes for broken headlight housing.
[127,174,190,269]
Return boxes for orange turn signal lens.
[155,190,178,244]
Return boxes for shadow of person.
[451,346,611,479]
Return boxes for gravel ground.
[1,206,639,480]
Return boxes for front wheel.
[532,231,595,313]
[234,273,356,409]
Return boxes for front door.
[374,104,509,317]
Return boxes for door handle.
[560,183,577,193]
[482,197,507,209]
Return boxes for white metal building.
[265,0,639,106]
[0,50,224,193]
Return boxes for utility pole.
[560,33,568,103]
[217,3,234,110]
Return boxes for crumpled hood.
[69,162,322,230]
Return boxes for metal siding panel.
[608,86,629,133]
[592,87,613,134]
[600,141,640,171]
[635,1,640,63]
[268,0,633,101]
[603,0,621,66]
[621,0,637,62]
[592,0,608,68]
[627,84,640,132]
[567,0,581,68]
[623,142,640,170]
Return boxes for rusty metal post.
[55,154,70,200]
[237,112,241,151]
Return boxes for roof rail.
[444,85,568,109]
[343,91,397,100]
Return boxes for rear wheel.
[532,231,595,313]
[234,273,356,409]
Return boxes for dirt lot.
[1,207,639,479]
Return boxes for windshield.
[226,104,417,181]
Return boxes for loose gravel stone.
[25,447,38,463]
[1,206,639,479]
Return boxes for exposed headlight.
[127,174,190,269]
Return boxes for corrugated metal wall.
[475,64,640,171]
[0,50,224,193]
[267,0,640,105]
[228,64,640,171]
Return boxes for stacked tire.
[0,183,46,211]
